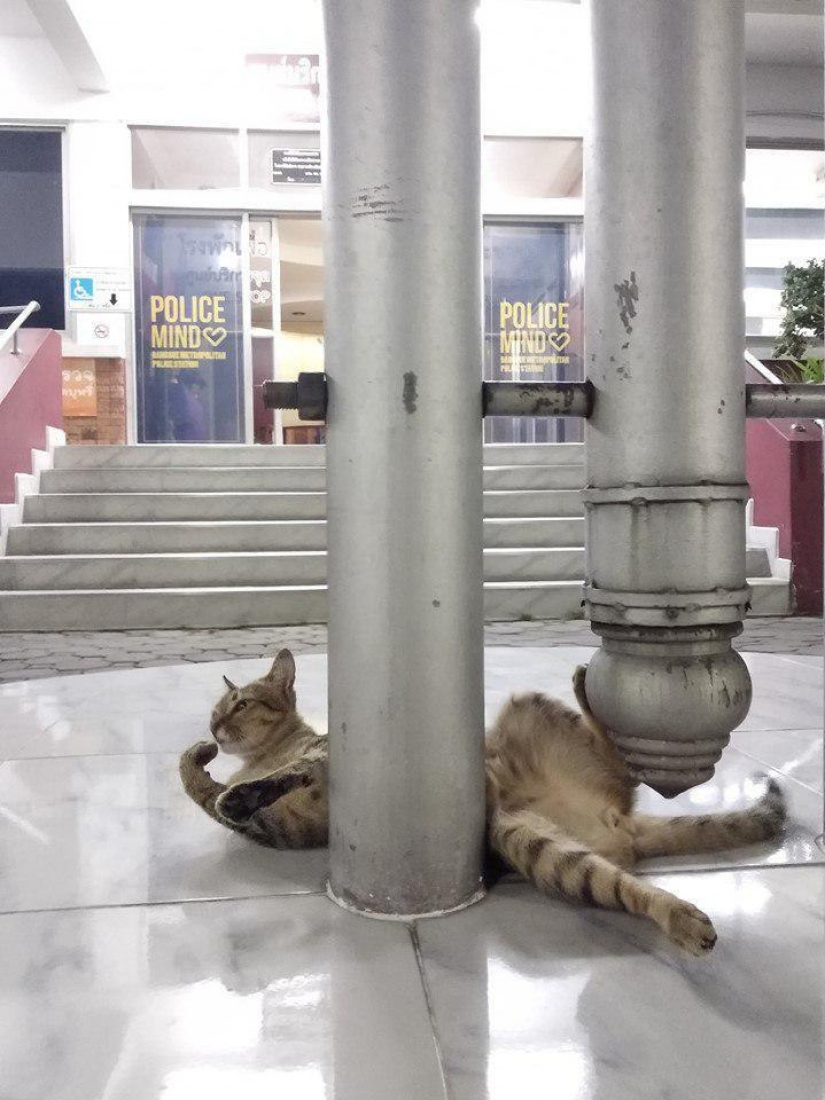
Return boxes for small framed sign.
[271,148,321,185]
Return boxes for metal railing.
[0,302,41,356]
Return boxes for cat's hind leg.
[631,775,787,859]
[490,807,717,956]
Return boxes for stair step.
[745,546,772,578]
[0,581,586,631]
[23,489,584,523]
[53,441,583,469]
[7,517,586,555]
[2,441,790,629]
[0,574,791,631]
[53,444,328,469]
[24,492,328,523]
[0,547,586,590]
[748,576,793,615]
[40,462,584,495]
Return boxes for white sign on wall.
[67,267,132,311]
[73,311,127,355]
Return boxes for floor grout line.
[0,748,205,763]
[729,744,824,798]
[1,858,823,920]
[409,923,453,1100]
[3,728,821,766]
[0,888,328,918]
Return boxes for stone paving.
[0,617,819,683]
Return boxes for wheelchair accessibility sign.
[67,267,132,311]
[70,277,94,303]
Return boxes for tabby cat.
[180,651,786,956]
[179,649,328,848]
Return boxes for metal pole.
[482,381,594,419]
[322,0,485,915]
[746,384,825,419]
[583,0,752,797]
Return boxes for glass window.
[133,214,245,443]
[131,128,240,190]
[484,222,584,444]
[248,130,321,189]
[745,148,825,208]
[0,129,64,329]
[744,148,825,339]
[278,218,325,443]
[483,138,583,201]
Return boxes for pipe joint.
[584,623,752,797]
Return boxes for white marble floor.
[0,648,822,1100]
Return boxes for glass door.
[133,213,245,443]
[484,221,584,444]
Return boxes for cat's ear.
[266,648,296,689]
[223,674,238,691]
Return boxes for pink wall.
[746,417,823,615]
[0,328,63,504]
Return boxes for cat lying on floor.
[180,648,786,956]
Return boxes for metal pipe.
[746,384,825,419]
[0,301,40,356]
[482,380,593,419]
[323,0,486,916]
[583,0,751,797]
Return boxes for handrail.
[744,349,784,386]
[0,302,41,356]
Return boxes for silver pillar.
[323,0,485,914]
[584,0,752,797]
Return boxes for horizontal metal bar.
[482,381,593,418]
[260,377,825,424]
[0,304,39,315]
[261,380,299,409]
[0,301,40,356]
[261,373,328,420]
[746,383,825,420]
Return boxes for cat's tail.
[489,806,717,956]
[178,741,244,833]
[631,775,787,859]
[572,664,611,739]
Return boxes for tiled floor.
[0,615,820,682]
[0,648,822,1099]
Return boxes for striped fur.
[485,666,787,956]
[181,655,788,953]
[179,649,328,849]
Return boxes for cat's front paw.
[216,772,311,824]
[667,902,717,957]
[182,740,219,767]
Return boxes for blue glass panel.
[134,214,245,442]
[484,222,584,443]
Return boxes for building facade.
[1,0,822,445]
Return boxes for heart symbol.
[202,326,227,347]
[548,332,570,352]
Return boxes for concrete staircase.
[0,443,790,630]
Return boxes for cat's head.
[209,648,298,757]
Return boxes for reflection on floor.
[0,648,822,1099]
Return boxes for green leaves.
[774,260,824,377]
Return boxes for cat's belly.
[523,783,636,865]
